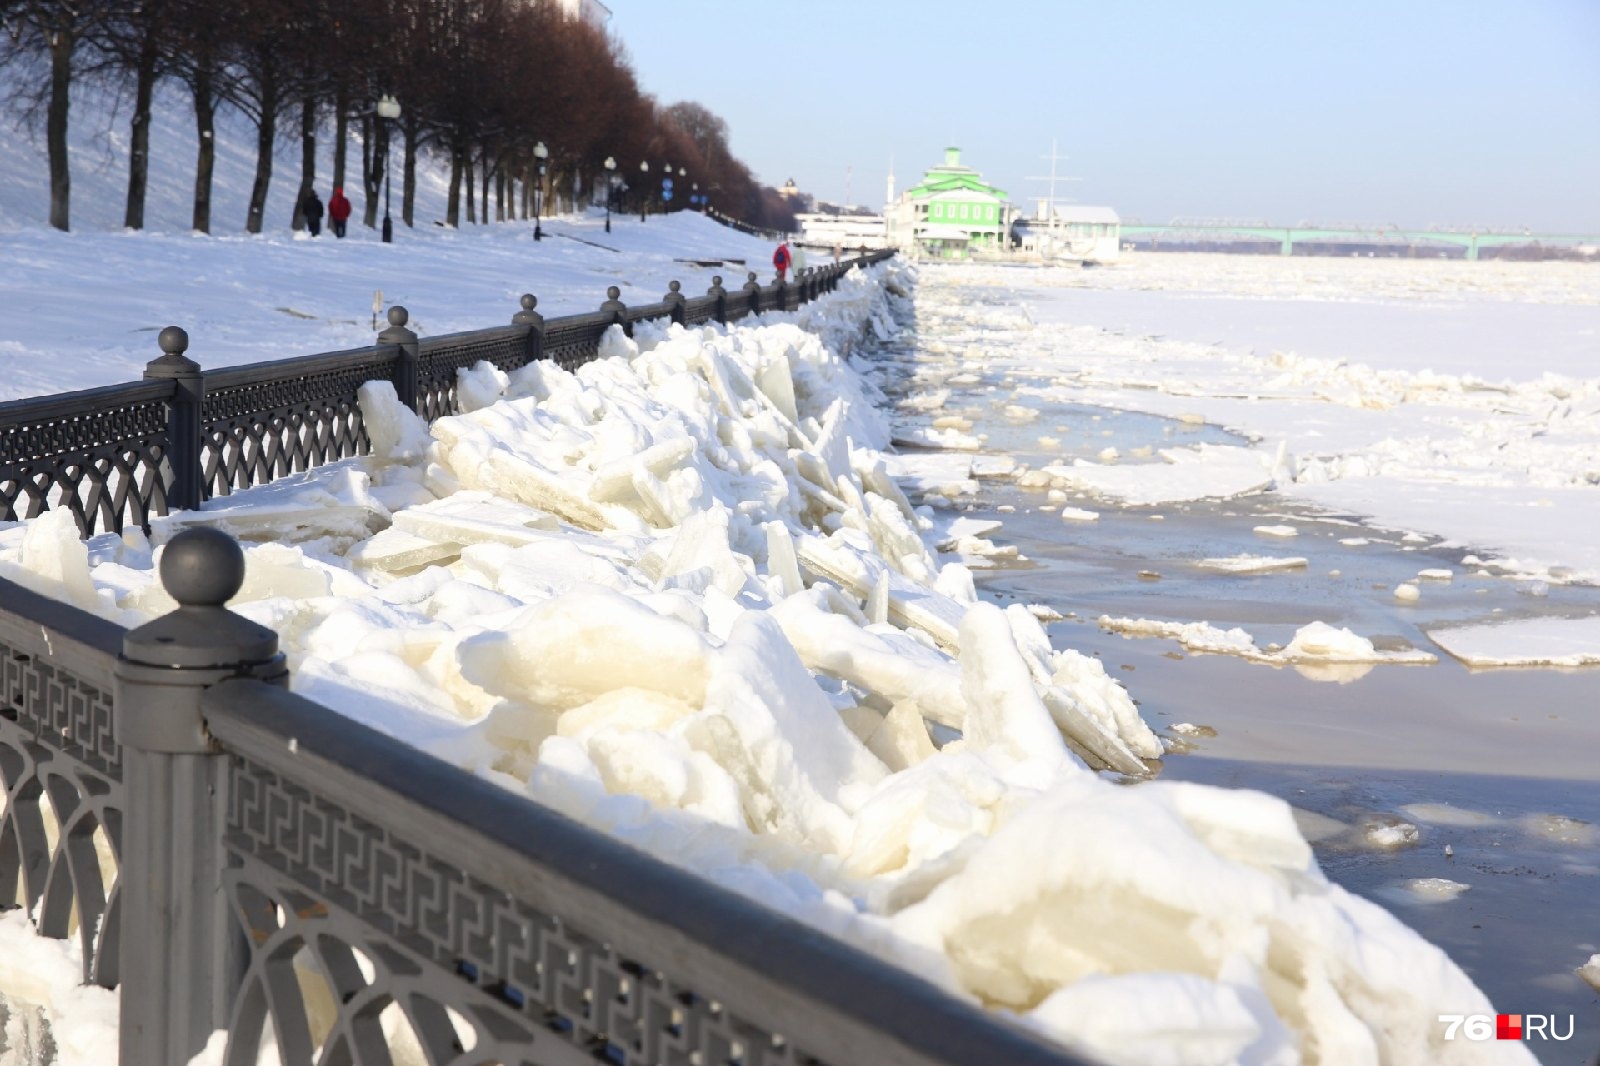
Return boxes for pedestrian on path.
[328,186,352,238]
[301,189,324,236]
[773,239,792,281]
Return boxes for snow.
[1426,615,1600,667]
[1041,444,1274,505]
[1101,617,1437,668]
[907,255,1600,585]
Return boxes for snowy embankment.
[0,263,1525,1065]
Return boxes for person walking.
[301,188,324,237]
[328,186,352,238]
[773,239,792,282]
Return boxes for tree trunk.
[481,160,491,223]
[495,171,505,222]
[446,146,462,228]
[46,23,75,231]
[464,155,476,224]
[362,114,384,229]
[291,94,315,231]
[192,66,216,234]
[402,117,417,227]
[123,33,158,230]
[333,86,349,191]
[244,74,278,234]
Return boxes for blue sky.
[613,0,1600,232]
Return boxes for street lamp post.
[603,156,616,233]
[639,161,649,221]
[376,94,401,243]
[533,141,548,241]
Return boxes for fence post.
[708,275,727,323]
[378,305,420,412]
[114,527,288,1066]
[513,293,545,365]
[600,284,631,337]
[742,271,761,315]
[144,326,204,513]
[664,280,685,325]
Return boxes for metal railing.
[1,520,1098,1066]
[1,251,893,538]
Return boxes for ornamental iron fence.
[0,525,1099,1066]
[0,252,891,538]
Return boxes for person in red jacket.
[773,240,792,281]
[328,187,352,238]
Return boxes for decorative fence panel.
[201,348,395,497]
[0,577,128,991]
[0,380,174,535]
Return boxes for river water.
[870,262,1600,1064]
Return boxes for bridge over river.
[1119,219,1600,259]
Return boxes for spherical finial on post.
[667,280,681,294]
[607,285,621,301]
[520,294,537,312]
[158,326,189,357]
[146,325,201,378]
[160,527,246,608]
[387,305,409,329]
[711,275,723,289]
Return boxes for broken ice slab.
[880,451,980,498]
[1195,555,1309,573]
[796,531,966,651]
[347,527,463,573]
[969,454,1019,479]
[389,492,561,548]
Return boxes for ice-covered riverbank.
[0,258,1533,1065]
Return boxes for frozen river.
[871,255,1600,1062]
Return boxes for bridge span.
[1118,221,1600,259]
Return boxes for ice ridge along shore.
[0,262,1526,1066]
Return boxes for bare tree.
[1,0,114,230]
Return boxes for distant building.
[1017,204,1122,263]
[795,212,888,250]
[885,147,1017,260]
[778,178,815,213]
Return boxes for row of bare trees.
[0,0,797,234]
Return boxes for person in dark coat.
[328,186,352,238]
[301,189,324,237]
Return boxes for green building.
[885,147,1015,259]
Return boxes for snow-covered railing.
[0,527,1095,1066]
[0,253,892,538]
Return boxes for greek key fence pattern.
[223,752,805,1066]
[0,604,124,989]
